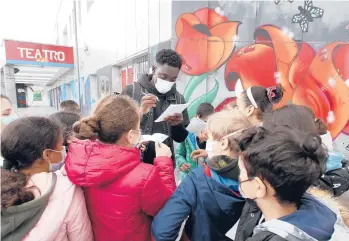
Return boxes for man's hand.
[165,113,183,126]
[191,149,208,161]
[179,163,191,172]
[198,130,208,142]
[140,94,157,115]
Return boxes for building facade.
[50,0,172,115]
[49,0,349,158]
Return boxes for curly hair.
[156,49,182,69]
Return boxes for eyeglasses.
[239,176,255,184]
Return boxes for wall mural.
[173,0,349,158]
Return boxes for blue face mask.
[1,114,18,125]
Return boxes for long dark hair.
[1,117,60,208]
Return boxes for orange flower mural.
[224,25,349,138]
[176,8,240,75]
[292,42,349,137]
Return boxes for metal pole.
[73,0,81,108]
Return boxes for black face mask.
[206,155,240,180]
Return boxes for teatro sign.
[4,40,74,67]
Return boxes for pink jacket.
[65,139,176,241]
[24,172,93,241]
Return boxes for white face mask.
[205,139,218,159]
[155,77,175,94]
[206,128,248,159]
[50,147,66,172]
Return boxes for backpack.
[318,159,349,197]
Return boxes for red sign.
[4,40,74,66]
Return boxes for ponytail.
[1,169,35,209]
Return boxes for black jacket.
[121,74,190,165]
[234,194,336,241]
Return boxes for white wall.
[52,0,172,99]
[27,86,50,106]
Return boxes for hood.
[193,168,245,215]
[1,174,57,241]
[326,151,344,172]
[253,194,336,241]
[206,155,240,180]
[138,74,177,97]
[65,139,141,187]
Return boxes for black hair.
[1,117,61,208]
[238,126,328,204]
[299,106,328,135]
[263,104,317,134]
[196,102,214,119]
[156,49,182,69]
[263,104,328,136]
[315,119,328,135]
[59,100,80,114]
[50,111,80,146]
[242,85,283,117]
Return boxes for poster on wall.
[33,90,42,101]
[96,65,112,98]
[15,84,27,108]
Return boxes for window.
[63,25,68,45]
[72,10,76,34]
[69,15,72,37]
[78,1,82,25]
[86,0,94,13]
[133,55,148,81]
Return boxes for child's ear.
[220,138,229,151]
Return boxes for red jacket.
[65,139,176,241]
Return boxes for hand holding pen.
[140,92,158,116]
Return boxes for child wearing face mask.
[1,95,18,137]
[231,126,342,241]
[1,117,93,241]
[175,103,214,181]
[64,95,176,241]
[152,109,253,241]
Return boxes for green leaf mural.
[187,79,219,119]
[183,74,207,102]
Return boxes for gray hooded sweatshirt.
[1,174,56,241]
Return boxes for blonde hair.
[206,109,252,151]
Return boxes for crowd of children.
[1,73,349,240]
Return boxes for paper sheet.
[141,133,168,143]
[155,104,188,122]
[186,117,206,136]
[225,219,240,240]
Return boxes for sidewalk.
[17,106,58,117]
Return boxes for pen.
[141,92,159,101]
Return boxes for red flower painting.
[176,8,240,75]
[224,25,349,138]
